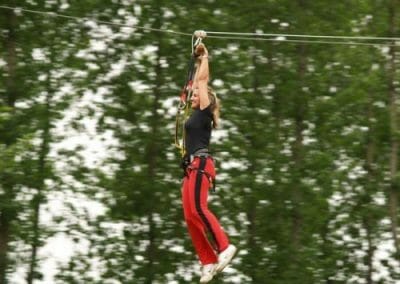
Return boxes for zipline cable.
[1,5,399,47]
[206,35,399,48]
[205,30,400,42]
[0,5,192,36]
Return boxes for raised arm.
[193,44,210,110]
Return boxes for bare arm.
[194,45,210,110]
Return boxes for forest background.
[0,0,400,283]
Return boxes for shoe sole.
[216,247,237,273]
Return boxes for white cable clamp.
[192,30,207,53]
[194,30,207,39]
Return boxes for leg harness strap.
[188,159,216,192]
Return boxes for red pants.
[182,156,229,265]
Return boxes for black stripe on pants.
[194,156,220,253]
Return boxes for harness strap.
[190,149,210,162]
[187,164,216,192]
[175,31,206,157]
[175,55,196,156]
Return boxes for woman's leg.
[185,158,229,254]
[187,157,229,253]
[182,175,218,264]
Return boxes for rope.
[1,5,399,47]
[205,30,400,42]
[206,35,399,48]
[0,5,192,37]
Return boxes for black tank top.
[185,105,212,156]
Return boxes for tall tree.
[0,4,21,282]
[386,0,399,258]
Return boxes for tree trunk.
[27,63,52,284]
[242,50,262,283]
[0,6,17,283]
[363,217,374,284]
[4,7,17,110]
[387,0,399,257]
[0,214,10,284]
[292,43,307,251]
[144,3,164,282]
[364,89,376,284]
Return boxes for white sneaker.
[199,263,217,283]
[216,244,237,272]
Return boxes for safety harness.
[187,155,216,192]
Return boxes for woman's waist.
[187,149,216,178]
[189,148,212,162]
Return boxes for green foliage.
[0,0,399,283]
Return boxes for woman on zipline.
[181,43,237,283]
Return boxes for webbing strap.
[175,55,196,156]
[188,164,215,192]
[176,33,205,157]
[175,52,199,156]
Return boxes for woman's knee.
[185,208,203,224]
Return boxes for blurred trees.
[0,0,399,283]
